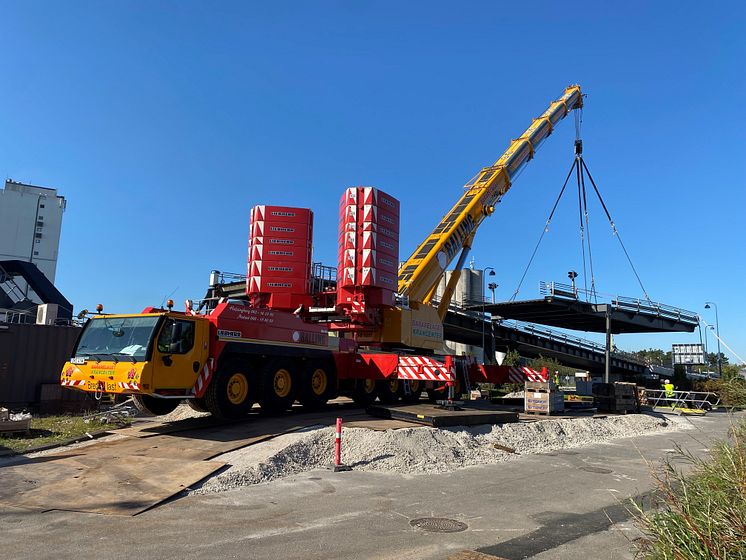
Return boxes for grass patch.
[633,419,746,559]
[0,415,117,453]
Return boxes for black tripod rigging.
[511,132,652,304]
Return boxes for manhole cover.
[410,517,468,533]
[579,466,613,474]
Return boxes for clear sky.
[1,1,744,361]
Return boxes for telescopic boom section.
[397,85,583,305]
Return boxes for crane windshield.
[74,316,161,361]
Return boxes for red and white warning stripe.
[507,366,547,384]
[61,379,86,387]
[117,381,140,391]
[397,355,454,382]
[191,358,215,398]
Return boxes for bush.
[633,420,746,559]
[695,377,746,408]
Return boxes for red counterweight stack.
[337,187,400,318]
[247,205,314,310]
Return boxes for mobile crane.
[60,85,583,419]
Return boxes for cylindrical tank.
[458,269,483,307]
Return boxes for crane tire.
[376,378,401,404]
[204,362,256,420]
[351,379,377,407]
[132,394,180,416]
[187,397,209,413]
[258,358,297,413]
[298,359,335,410]
[401,380,423,403]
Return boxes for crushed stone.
[192,413,688,494]
[157,402,210,422]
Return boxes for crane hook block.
[574,139,583,156]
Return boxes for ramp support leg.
[604,306,611,384]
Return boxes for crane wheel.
[132,394,180,416]
[401,380,423,403]
[204,363,256,420]
[351,379,377,407]
[376,378,401,404]
[259,359,297,413]
[299,360,335,410]
[187,397,209,413]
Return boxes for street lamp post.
[488,282,498,304]
[482,267,496,365]
[704,302,722,377]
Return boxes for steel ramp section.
[367,402,519,427]
[0,453,223,516]
[0,407,377,515]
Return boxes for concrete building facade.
[0,179,66,283]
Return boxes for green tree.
[671,364,692,391]
[632,348,669,366]
[502,349,521,366]
[529,355,574,376]
[706,352,729,367]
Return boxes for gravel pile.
[192,413,686,493]
[157,403,210,422]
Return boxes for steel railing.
[643,388,720,411]
[0,308,36,324]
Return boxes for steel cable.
[510,159,577,301]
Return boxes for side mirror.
[162,355,173,366]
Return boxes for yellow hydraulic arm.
[398,85,583,314]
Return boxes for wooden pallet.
[0,418,31,434]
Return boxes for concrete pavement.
[0,411,740,560]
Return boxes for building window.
[38,216,43,220]
[33,251,39,256]
[35,239,40,244]
[40,204,45,208]
[35,232,42,239]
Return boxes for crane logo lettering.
[441,215,477,263]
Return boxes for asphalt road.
[1,411,740,560]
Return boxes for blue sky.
[1,1,744,360]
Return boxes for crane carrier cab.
[62,310,211,416]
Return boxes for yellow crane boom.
[397,85,583,315]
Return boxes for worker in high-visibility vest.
[662,379,675,399]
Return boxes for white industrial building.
[0,179,66,283]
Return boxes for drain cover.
[579,466,613,474]
[410,517,468,533]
